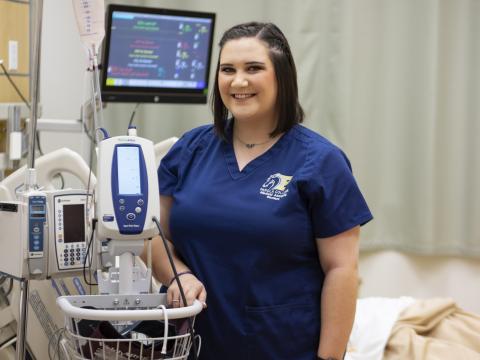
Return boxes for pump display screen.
[31,205,45,212]
[117,146,142,195]
[63,204,85,243]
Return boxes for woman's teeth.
[233,94,254,99]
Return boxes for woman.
[142,22,373,360]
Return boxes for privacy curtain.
[105,0,480,257]
[308,0,480,257]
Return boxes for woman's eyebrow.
[220,61,266,67]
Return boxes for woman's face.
[218,37,278,125]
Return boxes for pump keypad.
[59,243,87,268]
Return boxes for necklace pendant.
[245,143,255,149]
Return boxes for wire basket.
[56,294,202,360]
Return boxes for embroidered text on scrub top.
[260,173,293,200]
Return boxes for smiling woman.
[217,37,278,129]
[143,21,373,360]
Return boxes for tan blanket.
[383,298,480,359]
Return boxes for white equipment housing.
[47,189,94,278]
[96,134,159,242]
[0,200,28,278]
[96,132,160,295]
[0,189,94,280]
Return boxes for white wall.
[359,251,480,314]
[40,0,89,158]
[38,0,480,316]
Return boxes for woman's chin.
[230,110,259,122]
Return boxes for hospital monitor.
[101,4,216,103]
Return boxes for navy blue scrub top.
[158,123,373,360]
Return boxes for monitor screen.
[101,4,216,103]
[117,146,142,195]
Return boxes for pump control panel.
[28,196,46,258]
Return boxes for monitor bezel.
[100,4,216,104]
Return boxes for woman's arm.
[140,195,206,307]
[316,226,360,359]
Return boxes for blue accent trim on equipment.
[97,127,110,140]
[72,277,86,295]
[103,215,114,222]
[111,144,148,235]
[50,279,62,297]
[59,279,71,296]
[28,196,46,255]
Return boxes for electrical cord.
[152,216,199,360]
[4,278,13,297]
[83,218,98,287]
[83,128,109,252]
[128,103,141,128]
[0,61,30,107]
[48,327,67,360]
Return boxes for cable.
[48,327,67,360]
[82,118,94,142]
[55,172,65,189]
[0,60,63,169]
[83,218,98,287]
[128,103,141,128]
[4,278,13,297]
[152,216,198,360]
[96,127,110,140]
[0,61,30,108]
[85,124,96,223]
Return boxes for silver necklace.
[235,135,274,149]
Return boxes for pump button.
[137,199,144,206]
[135,207,142,214]
[126,213,136,221]
[33,227,40,233]
[119,199,125,205]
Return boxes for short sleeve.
[157,125,212,195]
[303,147,373,238]
[157,136,186,196]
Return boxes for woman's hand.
[167,273,207,309]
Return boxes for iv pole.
[16,0,44,359]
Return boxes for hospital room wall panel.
[0,77,29,103]
[359,251,480,314]
[0,0,30,103]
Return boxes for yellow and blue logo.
[260,173,293,200]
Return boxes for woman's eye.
[220,67,234,73]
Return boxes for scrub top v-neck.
[222,126,291,180]
[158,123,373,360]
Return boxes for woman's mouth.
[232,93,255,99]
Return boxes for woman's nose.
[231,73,248,87]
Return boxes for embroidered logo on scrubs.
[260,173,293,200]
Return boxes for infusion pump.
[47,190,93,276]
[0,189,94,280]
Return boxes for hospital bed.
[346,296,480,359]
